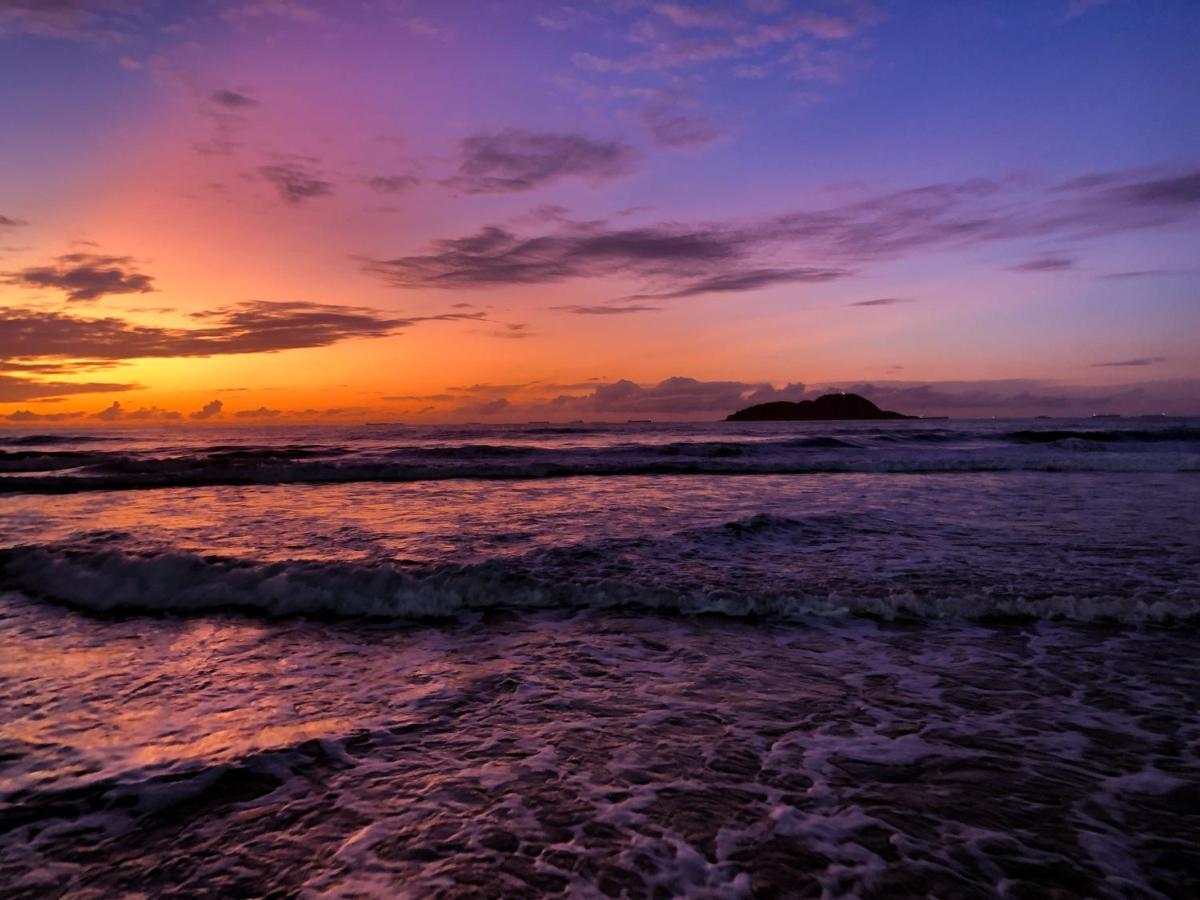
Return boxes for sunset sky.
[1,0,1197,422]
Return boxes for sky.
[1,0,1198,423]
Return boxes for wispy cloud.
[1007,256,1075,273]
[365,164,1200,297]
[849,297,915,307]
[0,0,150,44]
[1092,356,1167,368]
[445,130,639,194]
[631,267,847,299]
[0,374,134,403]
[258,157,334,204]
[552,304,663,315]
[365,174,421,194]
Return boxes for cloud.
[0,374,134,402]
[654,4,736,30]
[189,399,223,420]
[193,83,262,155]
[445,129,639,194]
[89,400,181,421]
[455,397,511,417]
[1007,256,1075,273]
[834,379,1200,417]
[363,223,756,290]
[1098,269,1177,280]
[1092,357,1168,368]
[572,1,881,76]
[366,163,1200,296]
[258,158,334,204]
[540,376,807,417]
[0,0,148,44]
[4,409,86,422]
[630,267,848,299]
[0,215,27,227]
[234,406,283,418]
[551,304,663,315]
[849,297,915,307]
[126,405,182,420]
[4,252,155,301]
[221,1,318,24]
[91,400,122,421]
[365,174,420,194]
[210,88,257,109]
[639,93,726,149]
[0,301,485,364]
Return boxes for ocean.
[1,418,1198,897]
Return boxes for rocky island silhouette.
[725,392,914,421]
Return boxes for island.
[725,392,915,421]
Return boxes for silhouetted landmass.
[725,392,914,421]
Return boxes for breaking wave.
[1,447,1196,492]
[4,517,1196,625]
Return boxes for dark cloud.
[485,323,534,339]
[446,129,638,194]
[189,399,223,420]
[363,224,752,290]
[382,393,455,402]
[258,158,334,204]
[1007,256,1075,273]
[541,377,807,416]
[234,406,283,418]
[366,174,421,194]
[1098,269,1175,280]
[631,267,848,299]
[89,400,181,421]
[0,301,485,364]
[1092,357,1168,368]
[4,409,86,422]
[0,374,134,402]
[4,252,155,301]
[126,405,182,420]
[850,297,915,307]
[551,304,663,315]
[805,379,1200,417]
[210,89,257,109]
[0,215,27,227]
[453,397,511,417]
[366,164,1200,297]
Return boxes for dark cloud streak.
[4,252,155,301]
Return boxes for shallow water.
[1,420,1198,896]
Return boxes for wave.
[3,530,1195,625]
[2,452,1195,492]
[1006,427,1200,444]
[0,434,114,447]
